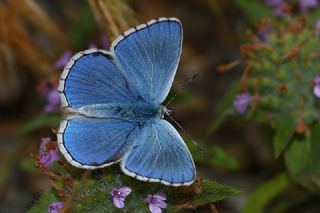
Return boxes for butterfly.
[57,17,196,186]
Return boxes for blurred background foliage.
[0,0,320,212]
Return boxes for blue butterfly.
[57,17,196,186]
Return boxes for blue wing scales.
[120,119,196,186]
[57,117,139,168]
[58,49,136,109]
[111,18,182,105]
[57,18,196,186]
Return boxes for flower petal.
[110,188,117,196]
[153,192,166,201]
[119,186,132,196]
[233,93,252,114]
[156,200,167,209]
[314,85,320,97]
[149,204,162,213]
[54,50,73,69]
[113,197,125,208]
[48,202,63,213]
[145,194,152,203]
[39,137,51,155]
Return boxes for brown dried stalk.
[0,4,54,78]
[89,0,121,41]
[8,0,68,50]
[89,0,137,41]
[0,43,22,104]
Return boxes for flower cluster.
[110,186,167,213]
[264,0,319,16]
[233,16,320,115]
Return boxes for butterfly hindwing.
[59,49,136,109]
[57,117,140,169]
[120,119,196,186]
[111,18,182,105]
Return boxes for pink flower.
[265,0,284,7]
[264,0,287,17]
[48,202,63,213]
[39,150,61,168]
[100,34,109,49]
[110,186,132,208]
[299,0,319,13]
[316,18,320,36]
[313,76,320,97]
[233,92,253,114]
[43,86,60,113]
[54,50,73,69]
[39,80,60,113]
[88,34,110,50]
[145,192,167,213]
[39,137,60,168]
[40,137,51,155]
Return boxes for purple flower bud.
[145,192,167,213]
[264,0,288,17]
[316,19,320,35]
[264,0,284,7]
[313,76,320,97]
[100,34,110,50]
[88,42,98,49]
[40,149,61,168]
[257,29,268,42]
[110,186,132,208]
[39,137,60,168]
[43,86,60,113]
[39,137,51,155]
[299,0,319,13]
[271,5,287,17]
[54,50,73,69]
[48,202,63,213]
[233,93,253,114]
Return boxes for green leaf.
[18,113,60,137]
[68,5,97,48]
[207,83,240,134]
[270,192,312,213]
[242,173,291,213]
[192,179,240,206]
[271,116,297,158]
[211,146,240,170]
[285,123,320,192]
[27,189,58,213]
[233,0,272,24]
[19,158,38,173]
[186,140,239,171]
[66,168,239,212]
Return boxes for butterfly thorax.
[158,105,172,119]
[76,102,167,122]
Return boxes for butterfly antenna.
[165,72,199,108]
[166,114,204,153]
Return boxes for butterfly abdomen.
[77,102,159,122]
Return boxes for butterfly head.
[158,105,172,119]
